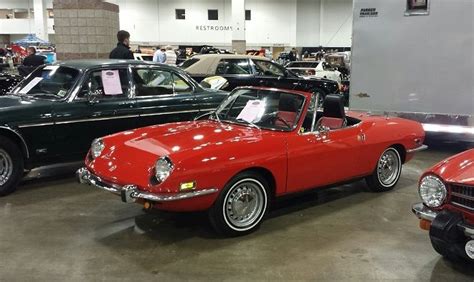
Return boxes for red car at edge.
[78,86,426,236]
[413,149,474,263]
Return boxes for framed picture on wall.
[405,0,429,16]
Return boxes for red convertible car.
[77,86,426,236]
[412,149,474,263]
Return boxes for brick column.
[53,0,119,60]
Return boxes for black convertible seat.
[323,94,345,119]
[317,94,346,130]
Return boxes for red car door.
[286,126,364,193]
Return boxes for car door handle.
[358,133,366,142]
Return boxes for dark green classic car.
[0,60,227,195]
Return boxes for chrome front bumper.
[412,202,474,238]
[76,167,218,203]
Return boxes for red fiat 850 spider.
[77,87,426,236]
[412,149,474,263]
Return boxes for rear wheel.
[366,147,402,192]
[0,137,24,196]
[208,172,269,236]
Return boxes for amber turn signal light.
[419,219,431,231]
[180,181,196,191]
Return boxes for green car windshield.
[14,66,80,99]
[215,88,305,131]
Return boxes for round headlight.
[91,138,105,159]
[155,157,173,183]
[419,175,447,208]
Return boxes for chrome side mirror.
[317,126,330,136]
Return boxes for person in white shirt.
[164,45,177,65]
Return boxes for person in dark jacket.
[109,30,134,59]
[22,47,45,67]
[18,47,45,76]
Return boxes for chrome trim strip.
[140,108,216,117]
[0,126,30,158]
[452,192,474,202]
[18,108,218,128]
[406,144,428,153]
[18,122,55,128]
[140,109,200,117]
[56,114,140,125]
[451,202,474,211]
[77,167,218,203]
[412,202,474,237]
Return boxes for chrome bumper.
[406,144,428,153]
[412,202,474,238]
[76,167,218,203]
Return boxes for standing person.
[288,48,296,62]
[153,46,167,63]
[22,47,45,67]
[164,45,177,65]
[109,30,134,59]
[18,46,45,76]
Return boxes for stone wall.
[53,0,119,60]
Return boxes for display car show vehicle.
[78,86,426,236]
[0,59,227,196]
[181,54,341,104]
[286,61,342,84]
[0,72,22,95]
[133,53,153,61]
[412,149,474,264]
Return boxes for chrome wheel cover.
[0,149,13,186]
[377,149,400,187]
[223,178,267,231]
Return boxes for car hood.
[121,120,261,156]
[430,149,474,185]
[92,120,266,185]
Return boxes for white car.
[286,61,342,84]
[133,53,153,61]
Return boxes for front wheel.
[365,147,402,192]
[208,172,269,236]
[0,137,24,196]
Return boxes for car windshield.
[215,88,305,131]
[13,65,80,99]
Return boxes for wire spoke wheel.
[0,149,13,186]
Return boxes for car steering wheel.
[263,111,292,128]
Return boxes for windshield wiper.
[235,118,260,130]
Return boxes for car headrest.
[323,94,345,119]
